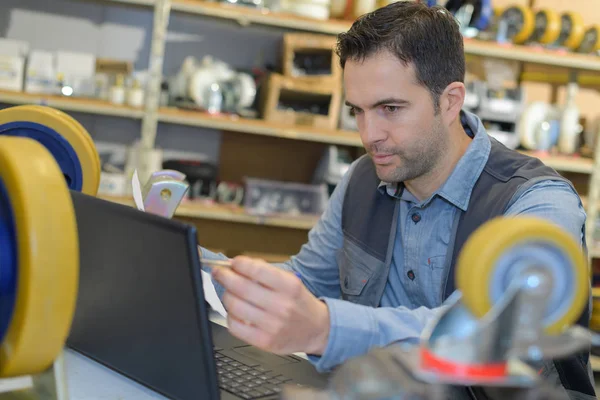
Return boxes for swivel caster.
[0,105,100,196]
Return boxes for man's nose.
[359,113,386,145]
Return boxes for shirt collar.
[377,110,491,211]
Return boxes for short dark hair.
[336,1,465,112]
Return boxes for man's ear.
[439,82,465,126]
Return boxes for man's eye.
[348,107,359,116]
[384,105,400,113]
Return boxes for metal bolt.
[160,188,172,200]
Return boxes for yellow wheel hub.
[456,216,588,335]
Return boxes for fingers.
[231,256,303,295]
[222,290,269,328]
[212,265,280,313]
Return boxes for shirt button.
[411,213,421,223]
[407,270,415,280]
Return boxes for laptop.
[66,191,329,400]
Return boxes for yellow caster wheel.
[0,105,100,196]
[557,11,586,50]
[0,136,78,376]
[456,216,588,335]
[530,9,561,44]
[577,25,600,54]
[499,5,535,44]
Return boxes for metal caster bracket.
[0,353,68,400]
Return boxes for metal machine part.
[216,181,245,205]
[141,169,190,219]
[169,56,257,115]
[280,217,591,400]
[467,73,524,150]
[162,159,218,200]
[312,145,353,196]
[558,82,582,155]
[518,102,560,151]
[443,0,493,38]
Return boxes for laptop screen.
[67,191,219,400]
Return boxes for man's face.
[344,50,448,183]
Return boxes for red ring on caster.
[420,347,507,379]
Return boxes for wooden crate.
[282,33,342,85]
[260,72,342,130]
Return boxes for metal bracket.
[141,169,190,219]
[0,352,68,400]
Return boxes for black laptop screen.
[67,191,219,400]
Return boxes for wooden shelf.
[158,107,362,147]
[0,90,145,119]
[167,1,600,71]
[94,0,600,72]
[463,39,600,72]
[519,151,594,174]
[171,0,352,35]
[592,355,600,372]
[98,0,154,6]
[101,195,318,230]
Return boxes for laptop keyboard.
[214,349,295,399]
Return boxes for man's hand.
[211,256,330,356]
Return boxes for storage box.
[25,51,55,94]
[260,73,342,130]
[282,33,341,84]
[244,178,328,216]
[0,56,24,92]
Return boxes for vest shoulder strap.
[342,155,396,262]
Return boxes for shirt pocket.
[427,255,448,307]
[336,248,371,296]
[336,240,377,303]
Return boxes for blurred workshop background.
[1,0,600,375]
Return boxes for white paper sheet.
[131,169,145,211]
[201,270,228,318]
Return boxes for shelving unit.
[158,107,362,146]
[103,195,318,230]
[8,0,600,286]
[0,90,145,119]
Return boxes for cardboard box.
[282,33,342,85]
[260,72,342,130]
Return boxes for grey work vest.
[339,137,595,398]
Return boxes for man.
[201,1,595,398]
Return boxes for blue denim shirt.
[201,112,587,373]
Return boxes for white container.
[25,51,55,94]
[127,80,145,108]
[110,75,126,105]
[0,56,24,92]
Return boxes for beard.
[369,118,447,183]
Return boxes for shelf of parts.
[0,91,361,146]
[103,0,600,72]
[3,91,597,169]
[102,196,319,230]
[519,151,594,174]
[0,90,145,119]
[158,106,362,146]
